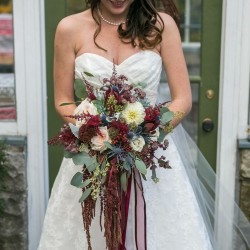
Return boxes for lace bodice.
[74,51,162,105]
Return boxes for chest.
[76,25,141,65]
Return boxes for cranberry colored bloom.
[144,107,160,122]
[78,124,98,143]
[86,115,101,126]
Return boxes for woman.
[38,0,250,249]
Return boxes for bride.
[38,0,250,249]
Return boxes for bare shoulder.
[56,9,92,37]
[158,12,179,33]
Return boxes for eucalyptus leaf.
[141,174,147,181]
[87,162,98,172]
[135,159,147,175]
[93,99,104,113]
[70,172,83,188]
[104,141,113,150]
[69,123,79,138]
[151,168,156,180]
[74,79,88,99]
[60,102,80,106]
[78,188,92,202]
[160,106,169,116]
[64,150,74,159]
[138,82,147,88]
[160,111,174,124]
[101,175,107,184]
[84,71,94,77]
[100,159,107,171]
[72,152,98,172]
[123,161,131,171]
[157,129,166,143]
[79,179,91,188]
[121,172,127,192]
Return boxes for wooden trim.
[216,1,250,249]
[237,1,250,139]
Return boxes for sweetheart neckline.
[75,50,161,66]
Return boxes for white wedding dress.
[38,51,214,250]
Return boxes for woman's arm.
[159,13,192,128]
[54,17,78,124]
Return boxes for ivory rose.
[74,99,98,127]
[91,127,110,151]
[150,127,160,141]
[130,136,145,152]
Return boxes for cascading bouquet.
[49,66,174,250]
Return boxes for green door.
[178,0,222,170]
[199,0,222,169]
[45,0,222,188]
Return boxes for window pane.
[190,0,201,42]
[177,0,201,76]
[0,0,16,120]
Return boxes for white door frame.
[216,0,250,249]
[12,0,48,249]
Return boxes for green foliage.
[135,159,147,175]
[120,172,127,192]
[160,111,174,124]
[74,79,88,99]
[69,123,79,138]
[93,99,105,113]
[157,129,166,143]
[70,172,83,188]
[0,142,8,189]
[72,152,98,171]
[83,71,94,77]
[79,188,92,202]
[0,141,9,217]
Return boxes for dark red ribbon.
[120,170,147,250]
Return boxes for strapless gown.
[38,51,213,250]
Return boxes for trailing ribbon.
[120,169,147,250]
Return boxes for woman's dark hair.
[85,0,179,50]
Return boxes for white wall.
[216,0,250,249]
[12,0,48,249]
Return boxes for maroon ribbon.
[120,170,147,250]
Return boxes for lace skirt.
[38,135,213,250]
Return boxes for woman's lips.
[109,0,126,8]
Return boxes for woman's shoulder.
[56,9,92,36]
[158,12,178,31]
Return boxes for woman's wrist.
[164,110,185,133]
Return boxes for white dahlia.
[121,102,145,126]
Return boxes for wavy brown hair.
[85,0,179,50]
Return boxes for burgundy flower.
[108,120,129,145]
[48,125,78,153]
[144,107,160,123]
[86,115,101,127]
[143,123,157,133]
[78,124,98,143]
